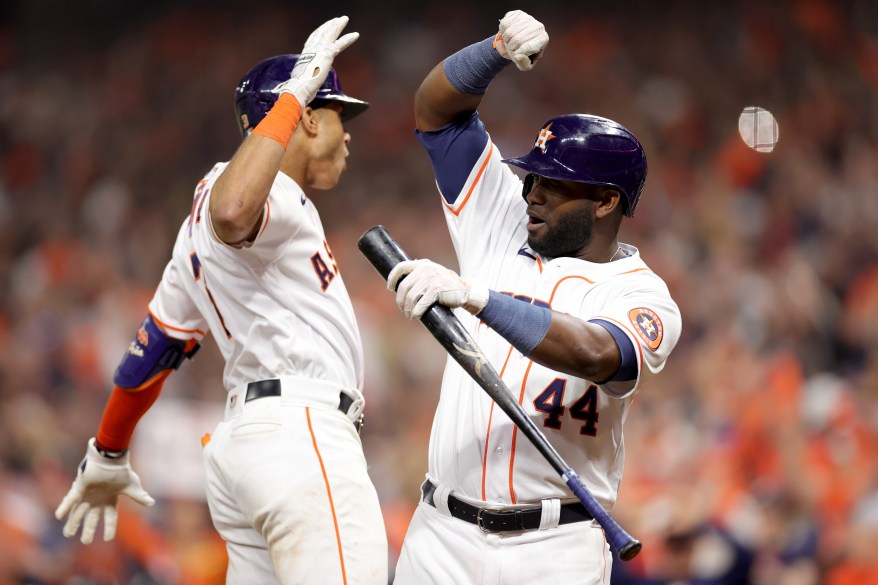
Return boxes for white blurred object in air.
[738,106,779,153]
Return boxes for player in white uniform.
[389,11,682,584]
[54,17,387,584]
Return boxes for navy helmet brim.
[310,94,369,122]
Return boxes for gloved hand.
[55,438,155,544]
[277,15,360,108]
[387,259,489,320]
[494,10,549,71]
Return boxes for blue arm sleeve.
[443,36,510,94]
[477,290,552,357]
[415,111,490,204]
[588,319,638,382]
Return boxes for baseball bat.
[357,225,641,561]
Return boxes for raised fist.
[494,10,549,71]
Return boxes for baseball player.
[388,10,682,584]
[54,16,388,584]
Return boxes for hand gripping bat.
[358,225,641,561]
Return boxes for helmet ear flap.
[522,173,537,202]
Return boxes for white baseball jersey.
[145,163,386,584]
[149,162,364,393]
[418,113,682,510]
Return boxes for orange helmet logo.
[534,123,556,153]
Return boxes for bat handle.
[357,225,411,281]
[564,471,642,561]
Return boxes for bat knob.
[618,540,642,561]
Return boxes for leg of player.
[204,398,387,584]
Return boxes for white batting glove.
[495,10,549,71]
[55,438,155,544]
[276,16,360,108]
[387,259,489,320]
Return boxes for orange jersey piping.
[508,359,536,504]
[481,345,516,500]
[442,143,494,217]
[306,407,348,584]
[148,309,206,337]
[548,275,596,303]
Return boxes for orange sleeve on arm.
[252,93,303,148]
[95,371,171,452]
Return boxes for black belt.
[421,479,592,533]
[245,379,358,430]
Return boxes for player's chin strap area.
[420,478,593,533]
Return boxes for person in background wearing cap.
[54,16,388,584]
[386,10,682,583]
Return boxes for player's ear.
[595,187,623,219]
[299,106,320,137]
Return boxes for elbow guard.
[114,314,200,390]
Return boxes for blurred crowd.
[1,0,877,583]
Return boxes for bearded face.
[528,201,595,258]
[524,176,601,259]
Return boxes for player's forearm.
[95,374,169,452]
[211,136,286,244]
[415,62,485,132]
[475,291,620,381]
[415,37,509,132]
[416,11,547,132]
[96,314,201,452]
[528,316,621,382]
[388,261,621,380]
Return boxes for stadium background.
[1,0,877,583]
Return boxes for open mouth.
[527,215,545,232]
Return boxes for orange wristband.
[252,93,303,148]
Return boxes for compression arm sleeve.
[95,374,170,452]
[95,315,199,452]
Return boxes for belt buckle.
[476,507,506,533]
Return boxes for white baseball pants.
[394,497,612,584]
[203,378,387,584]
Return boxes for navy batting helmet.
[502,114,648,217]
[234,54,369,137]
